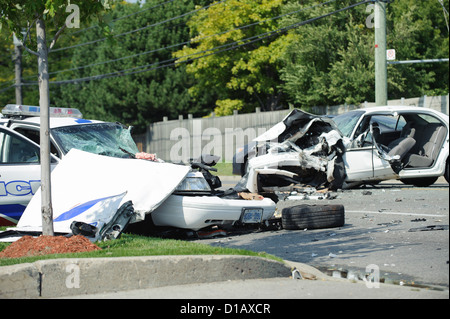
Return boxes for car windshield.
[332,110,364,138]
[52,122,139,158]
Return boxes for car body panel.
[16,149,191,233]
[151,193,276,231]
[0,125,59,225]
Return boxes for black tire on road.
[281,204,345,230]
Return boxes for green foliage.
[0,0,109,106]
[1,0,448,125]
[51,0,212,133]
[386,0,449,97]
[174,0,289,112]
[280,0,449,108]
[214,98,245,116]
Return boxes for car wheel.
[281,204,345,230]
[445,158,449,184]
[400,177,438,187]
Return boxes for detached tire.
[282,204,345,230]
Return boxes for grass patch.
[0,233,282,267]
[213,162,234,176]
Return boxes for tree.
[279,0,449,109]
[51,0,212,133]
[0,0,109,235]
[386,0,449,98]
[174,0,289,115]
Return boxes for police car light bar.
[2,104,83,118]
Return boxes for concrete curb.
[0,255,292,298]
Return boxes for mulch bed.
[0,235,101,259]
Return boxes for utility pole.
[13,33,23,105]
[374,0,387,106]
[36,19,54,237]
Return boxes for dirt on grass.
[0,235,101,259]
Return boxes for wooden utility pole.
[374,0,387,106]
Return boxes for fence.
[134,95,449,162]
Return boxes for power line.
[46,0,371,85]
[3,0,369,88]
[40,0,339,78]
[68,0,178,36]
[51,0,227,53]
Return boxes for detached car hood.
[254,109,341,143]
[16,149,190,233]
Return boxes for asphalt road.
[196,176,449,290]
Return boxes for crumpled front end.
[240,109,347,193]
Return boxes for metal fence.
[134,94,449,162]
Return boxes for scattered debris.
[197,228,227,239]
[292,269,302,279]
[0,235,100,259]
[238,192,264,200]
[408,225,449,232]
[411,218,427,222]
[377,220,402,226]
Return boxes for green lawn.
[213,161,234,176]
[0,233,282,267]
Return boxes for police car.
[0,104,140,226]
[1,104,276,231]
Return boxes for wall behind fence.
[134,95,448,162]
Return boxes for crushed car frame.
[233,106,449,193]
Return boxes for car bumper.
[150,195,276,230]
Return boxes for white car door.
[0,126,57,226]
[344,143,376,181]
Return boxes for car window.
[52,123,139,158]
[0,129,40,164]
[417,114,442,124]
[332,111,364,138]
[14,127,60,158]
[370,115,399,132]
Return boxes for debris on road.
[408,225,449,232]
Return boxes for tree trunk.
[36,18,54,236]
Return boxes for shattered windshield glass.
[332,111,364,138]
[52,123,139,158]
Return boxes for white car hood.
[16,149,190,233]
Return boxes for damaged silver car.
[233,106,449,193]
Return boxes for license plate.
[240,208,263,224]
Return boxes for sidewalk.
[1,255,447,299]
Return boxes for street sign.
[386,49,396,61]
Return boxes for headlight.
[176,176,211,192]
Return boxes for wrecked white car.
[0,104,275,235]
[233,106,449,193]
